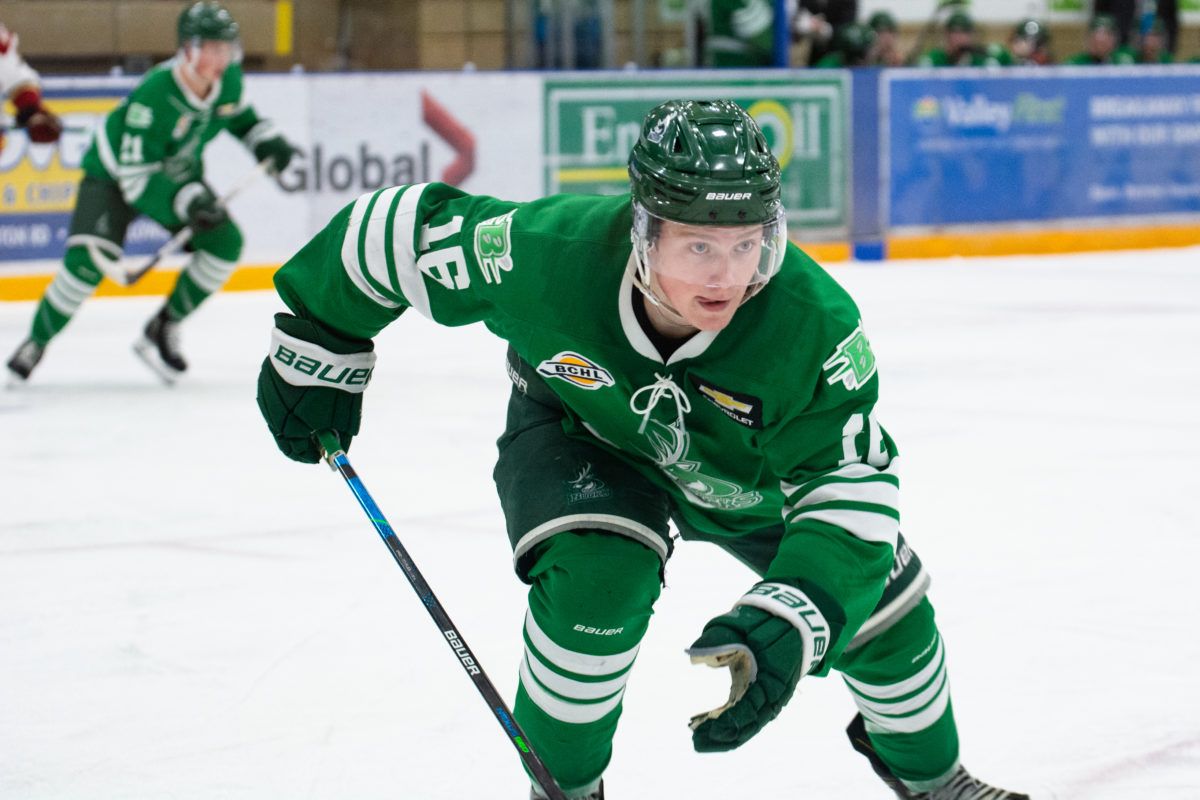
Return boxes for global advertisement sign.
[886,68,1200,228]
[544,74,850,236]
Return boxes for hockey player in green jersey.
[1063,15,1136,66]
[256,100,1028,800]
[916,11,1013,68]
[6,1,295,384]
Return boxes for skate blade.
[132,337,182,386]
[5,368,30,390]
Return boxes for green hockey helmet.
[945,11,975,33]
[178,1,240,45]
[832,23,877,63]
[628,100,787,303]
[629,99,782,226]
[868,11,899,33]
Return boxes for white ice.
[2,248,1199,799]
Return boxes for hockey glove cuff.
[688,581,830,752]
[256,313,376,464]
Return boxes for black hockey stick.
[316,431,567,800]
[121,158,273,286]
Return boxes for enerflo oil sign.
[543,75,850,237]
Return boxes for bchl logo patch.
[536,351,615,390]
[689,376,762,429]
[823,322,877,391]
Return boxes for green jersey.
[918,44,1013,67]
[275,183,902,631]
[1063,49,1137,65]
[81,59,270,226]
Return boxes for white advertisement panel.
[2,72,544,274]
[169,71,545,268]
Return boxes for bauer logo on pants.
[536,351,615,390]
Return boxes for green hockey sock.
[837,598,960,785]
[514,531,661,796]
[165,251,236,320]
[30,247,103,346]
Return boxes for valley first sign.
[543,74,850,237]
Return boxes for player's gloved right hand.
[256,312,376,464]
[180,184,229,232]
[687,582,830,752]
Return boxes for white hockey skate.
[847,714,1029,799]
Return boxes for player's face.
[1090,29,1116,56]
[188,40,236,82]
[650,220,763,332]
[947,30,974,52]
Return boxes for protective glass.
[181,37,243,70]
[632,202,787,291]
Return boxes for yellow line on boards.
[0,265,281,302]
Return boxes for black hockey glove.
[256,313,376,464]
[688,582,830,752]
[182,185,229,232]
[253,135,297,174]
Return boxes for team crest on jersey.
[216,102,239,117]
[536,352,615,390]
[565,462,612,502]
[689,376,762,429]
[473,209,516,284]
[823,322,877,391]
[126,102,153,130]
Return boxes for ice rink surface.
[2,247,1199,799]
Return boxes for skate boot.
[133,307,187,384]
[6,338,45,383]
[531,779,603,799]
[847,714,1028,800]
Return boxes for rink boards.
[3,66,1200,299]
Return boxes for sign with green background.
[544,76,850,236]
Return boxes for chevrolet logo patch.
[690,376,762,429]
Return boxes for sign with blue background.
[886,68,1200,228]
